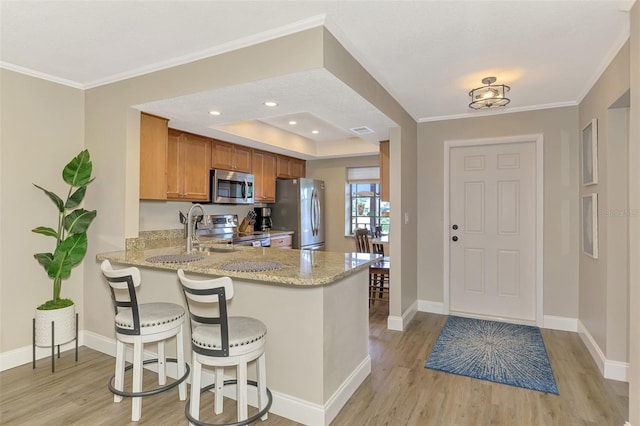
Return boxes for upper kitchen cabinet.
[252,149,277,203]
[211,139,252,173]
[139,112,169,200]
[379,140,390,202]
[276,154,306,178]
[166,130,212,201]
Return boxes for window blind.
[347,166,380,183]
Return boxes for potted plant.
[32,150,96,347]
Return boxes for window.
[346,167,390,235]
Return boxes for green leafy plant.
[32,150,97,310]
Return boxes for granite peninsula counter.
[96,239,380,425]
[96,243,379,286]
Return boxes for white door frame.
[443,134,544,326]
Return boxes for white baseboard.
[322,355,371,425]
[0,331,86,372]
[578,320,629,382]
[1,330,368,425]
[388,300,418,331]
[417,299,445,314]
[543,315,578,332]
[216,355,371,425]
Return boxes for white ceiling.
[1,1,635,157]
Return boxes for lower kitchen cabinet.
[270,234,293,249]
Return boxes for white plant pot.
[35,304,76,347]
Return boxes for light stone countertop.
[96,242,381,287]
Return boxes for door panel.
[450,142,536,322]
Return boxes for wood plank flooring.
[0,303,628,425]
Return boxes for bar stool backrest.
[100,259,143,336]
[177,269,234,358]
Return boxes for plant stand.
[32,313,79,372]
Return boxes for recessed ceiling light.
[311,130,319,134]
[289,121,297,125]
[209,110,221,116]
[264,101,278,107]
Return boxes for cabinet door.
[233,145,253,173]
[139,113,169,200]
[167,130,211,201]
[181,133,211,201]
[252,150,277,203]
[289,157,306,178]
[212,139,252,172]
[211,139,234,170]
[165,129,182,199]
[277,155,305,178]
[379,140,390,202]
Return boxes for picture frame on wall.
[582,193,598,259]
[582,119,598,186]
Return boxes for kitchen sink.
[194,246,238,253]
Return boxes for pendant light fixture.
[468,76,511,109]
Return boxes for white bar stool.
[100,260,189,422]
[177,269,272,426]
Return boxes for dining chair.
[372,225,385,255]
[354,228,389,306]
[354,228,370,253]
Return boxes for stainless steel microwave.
[210,169,254,204]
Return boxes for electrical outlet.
[404,212,409,225]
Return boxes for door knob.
[452,236,458,242]
[452,224,458,230]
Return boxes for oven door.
[211,170,254,204]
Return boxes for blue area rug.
[425,316,558,394]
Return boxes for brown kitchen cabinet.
[270,234,292,249]
[379,140,390,202]
[166,130,212,201]
[139,112,170,200]
[276,154,306,178]
[252,149,277,203]
[211,139,252,173]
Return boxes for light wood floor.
[0,303,628,425]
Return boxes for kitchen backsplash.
[139,200,270,231]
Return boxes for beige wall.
[417,107,580,318]
[0,69,85,352]
[322,30,419,318]
[627,2,639,424]
[306,155,379,254]
[578,41,630,363]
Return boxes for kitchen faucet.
[186,204,205,252]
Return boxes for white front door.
[449,142,537,322]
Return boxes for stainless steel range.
[194,214,271,247]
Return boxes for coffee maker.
[254,207,272,232]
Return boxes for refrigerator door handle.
[310,189,315,236]
[314,190,321,236]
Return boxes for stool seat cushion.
[115,302,185,334]
[192,316,267,356]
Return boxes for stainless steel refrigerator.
[271,178,325,250]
